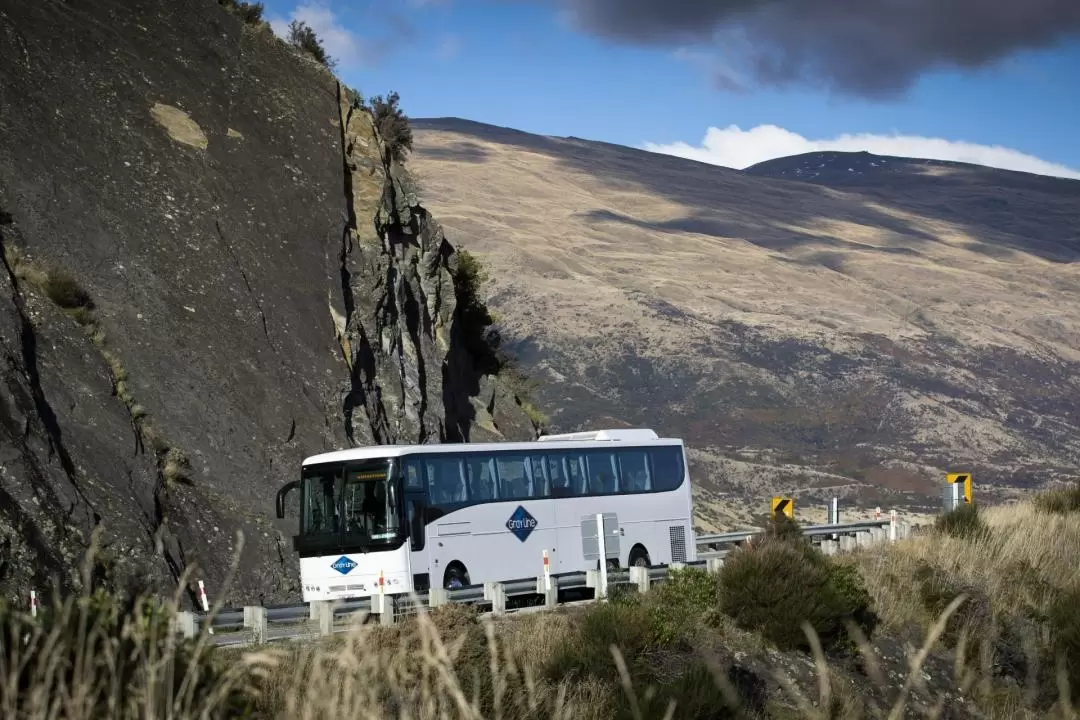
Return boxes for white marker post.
[29,590,37,618]
[596,513,608,600]
[198,580,213,634]
[889,510,897,542]
[542,549,551,591]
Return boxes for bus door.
[403,460,430,591]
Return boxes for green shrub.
[217,0,264,25]
[452,248,501,375]
[544,600,739,719]
[287,20,335,69]
[649,565,720,645]
[716,538,876,653]
[43,269,94,310]
[934,502,990,540]
[368,91,414,164]
[1033,481,1080,515]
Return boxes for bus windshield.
[299,458,402,551]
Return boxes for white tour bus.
[275,428,696,603]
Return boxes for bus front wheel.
[444,563,470,590]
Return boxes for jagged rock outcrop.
[0,0,538,606]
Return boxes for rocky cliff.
[0,0,537,606]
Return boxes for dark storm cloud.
[557,0,1080,97]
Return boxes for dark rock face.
[0,0,536,605]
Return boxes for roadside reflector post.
[318,601,334,636]
[197,580,213,635]
[175,611,196,639]
[243,606,267,645]
[596,513,608,600]
[629,565,649,593]
[544,576,558,608]
[889,510,897,542]
[542,549,551,591]
[828,498,839,540]
[29,590,37,618]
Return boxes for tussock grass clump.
[1033,481,1080,515]
[43,268,94,310]
[0,536,261,720]
[859,501,1080,713]
[934,501,990,540]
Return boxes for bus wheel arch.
[628,544,651,567]
[443,562,470,590]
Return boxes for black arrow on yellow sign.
[771,496,793,519]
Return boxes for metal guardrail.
[695,518,893,548]
[195,519,896,639]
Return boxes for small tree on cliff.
[368,91,414,164]
[287,20,335,69]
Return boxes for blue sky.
[263,0,1080,178]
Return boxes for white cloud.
[642,124,1080,180]
[269,2,382,68]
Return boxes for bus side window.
[649,447,684,491]
[564,454,586,496]
[530,456,550,498]
[617,450,652,492]
[584,451,618,495]
[467,456,496,501]
[496,454,529,499]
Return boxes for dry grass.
[5,497,1080,719]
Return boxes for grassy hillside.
[406,117,1080,529]
[4,483,1079,718]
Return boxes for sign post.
[827,497,839,540]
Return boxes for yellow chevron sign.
[946,473,972,503]
[771,496,794,519]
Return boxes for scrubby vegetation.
[7,487,1079,719]
[217,0,266,27]
[368,91,414,164]
[286,20,335,69]
[451,246,548,430]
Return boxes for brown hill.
[408,117,1080,530]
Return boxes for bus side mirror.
[276,480,299,519]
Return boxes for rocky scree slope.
[407,117,1080,528]
[0,0,536,606]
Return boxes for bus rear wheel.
[443,563,469,590]
[628,546,651,568]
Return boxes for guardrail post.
[839,535,855,552]
[429,588,449,608]
[856,531,870,548]
[175,611,196,639]
[318,601,334,636]
[485,582,506,615]
[670,561,686,572]
[820,540,838,556]
[629,565,650,593]
[372,593,394,626]
[309,600,323,621]
[244,606,267,645]
[705,557,723,574]
[544,576,559,608]
[586,569,599,589]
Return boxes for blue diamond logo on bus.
[506,505,538,542]
[330,556,358,575]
